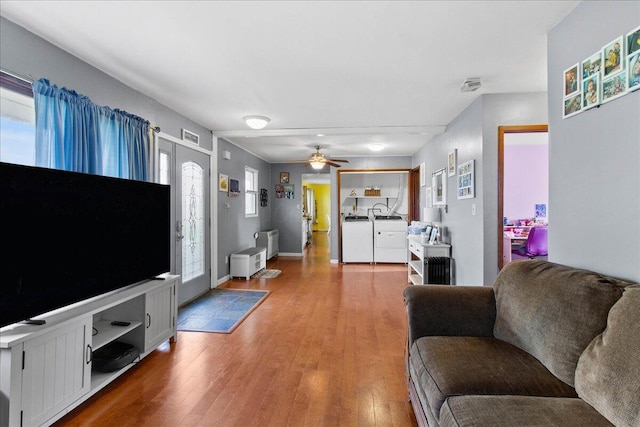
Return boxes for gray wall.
[413,93,548,286]
[0,17,211,151]
[547,1,640,282]
[269,163,308,255]
[0,17,216,303]
[217,139,271,276]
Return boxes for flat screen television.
[0,162,171,328]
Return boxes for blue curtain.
[32,78,150,181]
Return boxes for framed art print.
[432,168,447,206]
[628,25,640,56]
[582,51,602,79]
[219,174,228,192]
[582,74,600,109]
[602,71,627,103]
[447,150,457,177]
[457,160,475,199]
[603,36,624,78]
[228,178,240,196]
[628,51,640,91]
[563,92,582,118]
[564,63,580,97]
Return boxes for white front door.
[158,136,211,305]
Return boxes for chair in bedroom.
[512,226,548,260]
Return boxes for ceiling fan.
[288,146,349,169]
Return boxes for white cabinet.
[407,235,451,285]
[230,247,267,280]
[145,284,176,351]
[0,276,178,427]
[21,318,92,427]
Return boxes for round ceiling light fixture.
[369,143,384,152]
[243,115,271,130]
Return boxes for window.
[0,71,35,166]
[245,166,259,217]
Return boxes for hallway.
[56,232,416,427]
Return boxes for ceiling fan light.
[369,143,384,152]
[309,160,324,170]
[243,115,270,130]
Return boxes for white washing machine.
[342,216,373,263]
[373,216,408,263]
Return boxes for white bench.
[230,247,267,279]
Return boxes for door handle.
[176,220,184,241]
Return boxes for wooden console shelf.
[0,275,179,427]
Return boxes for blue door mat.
[177,288,270,333]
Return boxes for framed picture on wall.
[457,160,475,199]
[627,51,640,91]
[563,93,582,118]
[229,178,240,196]
[432,168,446,206]
[603,36,624,78]
[564,63,580,97]
[219,174,228,192]
[448,150,457,177]
[280,172,290,183]
[420,162,426,186]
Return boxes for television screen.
[0,162,170,328]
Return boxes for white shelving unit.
[407,235,451,285]
[0,275,179,427]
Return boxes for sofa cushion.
[409,336,577,423]
[440,395,613,427]
[575,284,640,427]
[493,260,629,386]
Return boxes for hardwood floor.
[55,232,418,427]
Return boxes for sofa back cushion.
[575,285,640,427]
[493,260,629,386]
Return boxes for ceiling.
[0,1,579,163]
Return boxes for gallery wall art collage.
[563,25,640,119]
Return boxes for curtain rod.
[0,68,33,83]
[1,69,161,134]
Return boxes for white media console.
[0,275,179,427]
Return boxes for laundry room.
[338,170,410,263]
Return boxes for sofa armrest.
[404,285,496,346]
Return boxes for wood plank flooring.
[55,232,418,427]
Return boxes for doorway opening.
[498,125,548,270]
[302,173,331,257]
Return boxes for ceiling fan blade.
[326,158,349,163]
[325,161,342,168]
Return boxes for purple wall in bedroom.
[504,133,549,222]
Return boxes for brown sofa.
[404,260,640,427]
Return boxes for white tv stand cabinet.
[0,275,179,427]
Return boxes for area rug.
[177,289,270,333]
[251,269,281,279]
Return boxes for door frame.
[154,131,217,291]
[498,124,548,270]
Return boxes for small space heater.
[424,257,451,285]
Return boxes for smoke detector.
[460,78,482,92]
